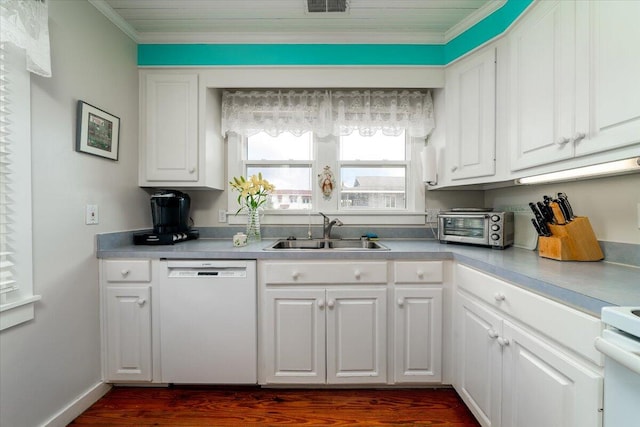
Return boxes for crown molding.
[88,0,140,43]
[445,0,507,43]
[135,31,445,45]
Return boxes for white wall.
[485,173,640,244]
[0,1,149,426]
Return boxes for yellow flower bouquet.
[229,173,275,213]
[230,173,275,242]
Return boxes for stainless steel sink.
[264,239,389,251]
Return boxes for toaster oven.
[438,210,514,249]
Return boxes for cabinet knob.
[136,298,146,307]
[487,329,499,339]
[318,299,325,309]
[120,269,130,277]
[327,299,335,309]
[571,132,586,143]
[397,298,405,307]
[555,136,571,145]
[497,337,510,347]
[451,165,458,172]
[494,292,506,302]
[416,270,424,279]
[189,167,196,174]
[292,272,299,280]
[354,270,361,280]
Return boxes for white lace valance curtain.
[0,0,51,77]
[221,89,434,138]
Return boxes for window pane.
[340,167,406,209]
[247,132,312,160]
[340,132,405,161]
[247,166,312,210]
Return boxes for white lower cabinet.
[393,288,443,383]
[104,286,152,382]
[454,264,603,427]
[263,286,387,385]
[501,321,602,427]
[101,259,154,383]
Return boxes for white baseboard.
[42,381,111,427]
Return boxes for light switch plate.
[218,209,227,223]
[86,204,99,225]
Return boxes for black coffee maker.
[151,190,191,234]
[133,190,199,245]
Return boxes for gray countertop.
[97,237,640,317]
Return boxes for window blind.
[0,42,17,295]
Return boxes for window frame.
[227,131,426,226]
[0,44,40,331]
[337,132,410,211]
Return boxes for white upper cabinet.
[508,0,587,171]
[445,45,497,181]
[139,72,225,189]
[577,0,640,156]
[508,0,640,173]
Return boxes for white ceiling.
[91,0,505,44]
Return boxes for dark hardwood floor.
[70,386,480,426]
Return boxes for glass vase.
[246,208,261,242]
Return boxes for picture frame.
[76,101,120,160]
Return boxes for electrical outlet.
[426,208,440,224]
[86,204,99,225]
[218,209,227,223]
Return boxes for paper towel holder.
[421,143,438,186]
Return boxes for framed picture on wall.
[76,100,120,160]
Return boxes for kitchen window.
[224,89,433,225]
[245,131,313,211]
[0,0,50,330]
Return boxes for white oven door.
[595,329,640,427]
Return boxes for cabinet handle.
[327,299,335,309]
[136,298,146,307]
[354,270,361,280]
[494,292,506,302]
[487,329,499,339]
[189,167,196,174]
[571,132,586,143]
[120,269,130,277]
[497,337,510,347]
[555,136,571,145]
[397,298,405,307]
[318,299,325,309]
[292,272,299,280]
[451,165,458,172]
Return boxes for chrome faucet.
[319,212,343,240]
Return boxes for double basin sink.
[265,238,389,251]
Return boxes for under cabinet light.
[516,157,640,185]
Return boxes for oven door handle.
[595,336,640,375]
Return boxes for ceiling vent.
[307,0,348,13]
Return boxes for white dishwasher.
[159,260,257,384]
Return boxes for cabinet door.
[509,0,584,171]
[326,288,387,384]
[455,292,503,427]
[446,46,496,180]
[143,74,198,182]
[501,321,603,427]
[105,287,152,382]
[394,287,443,383]
[263,288,326,384]
[577,0,640,156]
